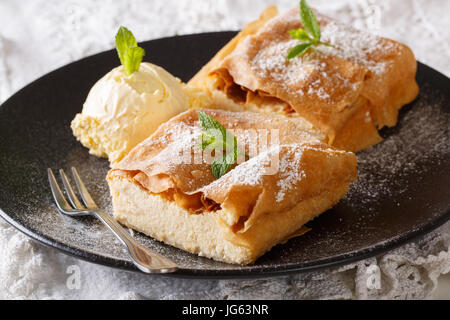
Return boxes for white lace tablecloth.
[1,0,449,300]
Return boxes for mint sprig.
[287,42,314,60]
[287,0,333,60]
[299,0,321,40]
[115,26,145,76]
[211,152,236,180]
[198,112,246,179]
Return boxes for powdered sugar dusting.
[206,145,281,189]
[251,38,314,86]
[149,124,203,168]
[276,147,306,202]
[247,9,395,102]
[344,86,450,208]
[319,20,393,75]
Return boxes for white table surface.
[0,0,449,300]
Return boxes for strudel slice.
[107,109,356,265]
[189,6,419,152]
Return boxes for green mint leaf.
[115,26,146,76]
[300,0,321,41]
[287,42,314,60]
[287,0,332,60]
[204,139,226,151]
[211,152,236,179]
[289,28,312,42]
[199,133,214,150]
[123,46,145,76]
[202,133,214,145]
[198,112,238,152]
[115,26,137,66]
[198,111,227,137]
[198,111,231,150]
[198,111,246,179]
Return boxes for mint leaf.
[123,46,145,76]
[115,26,145,76]
[115,26,137,66]
[211,152,237,179]
[198,112,229,151]
[198,112,238,153]
[200,133,214,149]
[287,43,314,60]
[287,0,332,59]
[198,111,245,179]
[300,0,321,40]
[198,111,227,139]
[289,28,311,42]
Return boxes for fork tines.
[47,167,98,214]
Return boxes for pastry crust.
[189,6,419,152]
[107,109,357,264]
[109,174,349,265]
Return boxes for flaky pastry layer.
[108,174,350,264]
[189,6,419,152]
[107,108,357,264]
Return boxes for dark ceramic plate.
[0,32,449,278]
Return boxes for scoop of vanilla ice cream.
[71,62,210,164]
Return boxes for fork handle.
[93,210,178,273]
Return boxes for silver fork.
[47,167,178,273]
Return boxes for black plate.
[0,32,449,278]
